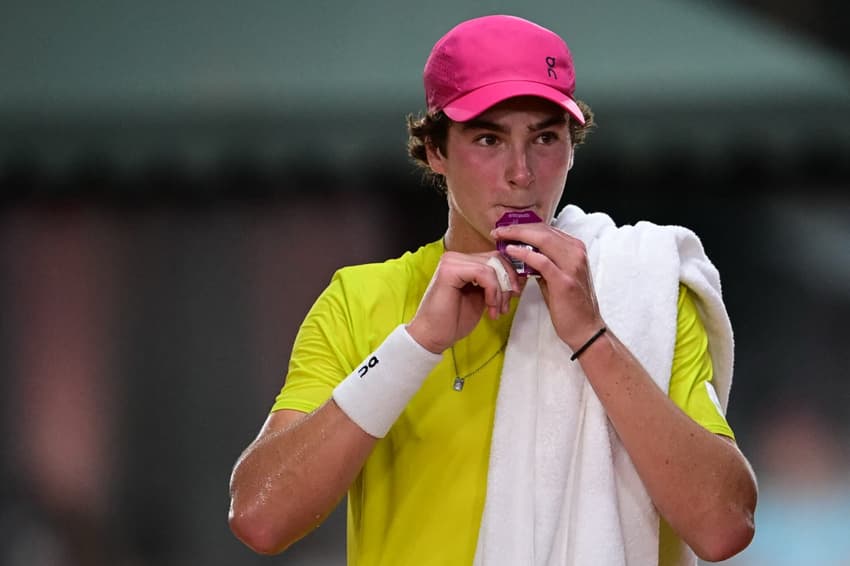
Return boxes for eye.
[535,131,559,145]
[474,134,500,147]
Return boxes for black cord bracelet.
[570,326,608,361]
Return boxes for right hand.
[406,251,520,354]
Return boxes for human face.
[427,97,574,254]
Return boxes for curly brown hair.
[406,99,595,192]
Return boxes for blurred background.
[1,0,848,565]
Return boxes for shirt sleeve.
[667,284,735,439]
[270,270,361,414]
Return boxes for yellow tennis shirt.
[272,239,734,565]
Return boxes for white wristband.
[332,325,443,438]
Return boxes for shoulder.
[555,204,696,256]
[320,240,443,333]
[676,284,705,341]
[332,239,442,296]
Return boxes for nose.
[506,146,534,189]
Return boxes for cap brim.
[442,81,585,124]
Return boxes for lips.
[496,206,537,224]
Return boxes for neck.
[441,217,530,293]
[443,218,494,255]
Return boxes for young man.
[229,15,757,565]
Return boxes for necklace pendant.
[453,376,465,392]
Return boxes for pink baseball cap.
[424,15,585,124]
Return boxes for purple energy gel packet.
[495,210,542,276]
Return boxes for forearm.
[577,330,756,561]
[228,400,376,554]
[229,324,443,554]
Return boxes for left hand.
[490,222,605,351]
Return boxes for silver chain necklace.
[450,341,507,392]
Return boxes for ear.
[425,141,447,176]
[567,146,575,171]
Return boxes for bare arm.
[576,330,756,561]
[496,223,757,562]
[228,402,376,554]
[229,251,519,555]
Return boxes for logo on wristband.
[357,356,379,378]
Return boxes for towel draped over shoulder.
[473,205,734,566]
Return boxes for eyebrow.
[530,115,568,131]
[460,114,568,133]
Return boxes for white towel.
[473,205,734,566]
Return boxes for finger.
[486,254,522,314]
[490,222,552,246]
[483,256,512,315]
[463,263,505,311]
[504,243,559,280]
[488,253,523,292]
[506,244,595,305]
[444,253,514,318]
[497,254,520,312]
[485,256,513,292]
[479,278,501,320]
[481,268,504,316]
[492,224,572,257]
[497,225,587,273]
